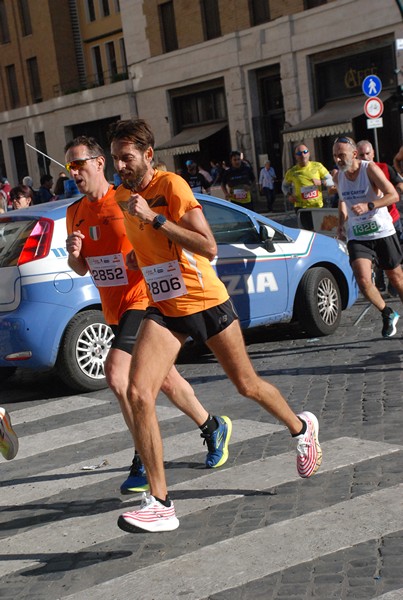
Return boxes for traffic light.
[396,84,403,113]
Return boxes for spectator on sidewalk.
[37,174,55,203]
[259,160,277,212]
[10,185,34,209]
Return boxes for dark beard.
[121,168,148,192]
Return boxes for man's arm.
[367,162,399,208]
[393,145,403,175]
[127,193,217,260]
[333,171,347,239]
[66,230,88,276]
[220,172,229,198]
[200,174,211,195]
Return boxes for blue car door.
[201,199,289,328]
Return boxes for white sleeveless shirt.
[337,160,394,241]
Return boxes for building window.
[6,64,20,108]
[100,0,110,17]
[0,141,6,179]
[12,136,28,183]
[34,131,50,177]
[173,87,226,129]
[26,57,42,103]
[249,0,270,26]
[87,0,96,21]
[106,41,117,80]
[159,1,178,53]
[200,0,221,40]
[304,0,327,7]
[114,0,120,12]
[18,0,32,36]
[92,46,104,85]
[0,0,10,43]
[119,38,127,72]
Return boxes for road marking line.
[61,483,403,600]
[0,420,282,506]
[10,396,109,426]
[0,437,400,578]
[10,405,181,460]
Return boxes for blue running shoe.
[120,454,149,495]
[201,415,232,468]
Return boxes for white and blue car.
[0,194,358,392]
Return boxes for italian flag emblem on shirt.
[89,226,100,241]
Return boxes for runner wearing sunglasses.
[282,144,334,212]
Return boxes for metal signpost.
[362,75,383,159]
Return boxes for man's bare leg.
[352,258,387,310]
[126,319,186,501]
[207,320,302,434]
[105,348,209,434]
[385,264,403,304]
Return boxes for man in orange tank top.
[109,119,322,535]
[65,136,232,496]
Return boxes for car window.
[199,200,260,244]
[256,219,291,243]
[0,218,36,267]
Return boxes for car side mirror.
[259,224,276,253]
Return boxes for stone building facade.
[0,0,402,187]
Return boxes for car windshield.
[0,218,37,267]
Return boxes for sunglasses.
[65,156,100,172]
[333,137,355,147]
[295,149,309,156]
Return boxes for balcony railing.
[53,67,129,97]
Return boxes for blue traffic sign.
[362,75,382,98]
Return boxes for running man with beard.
[109,118,322,534]
[333,136,403,338]
[65,136,232,495]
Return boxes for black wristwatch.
[367,202,375,211]
[152,214,167,229]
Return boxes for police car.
[0,194,357,392]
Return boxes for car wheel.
[0,367,17,382]
[296,267,341,336]
[56,310,114,392]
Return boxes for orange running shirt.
[115,170,229,317]
[66,185,148,325]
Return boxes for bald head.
[357,140,375,161]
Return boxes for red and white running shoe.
[118,492,179,533]
[296,411,322,478]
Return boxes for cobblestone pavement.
[1,293,403,599]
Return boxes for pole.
[373,128,380,161]
[25,143,66,169]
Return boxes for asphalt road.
[1,295,403,600]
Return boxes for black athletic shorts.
[143,298,239,344]
[347,233,403,270]
[110,309,147,354]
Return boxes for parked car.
[0,194,357,392]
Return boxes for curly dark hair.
[107,119,154,151]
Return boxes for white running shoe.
[296,411,322,478]
[118,492,179,533]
